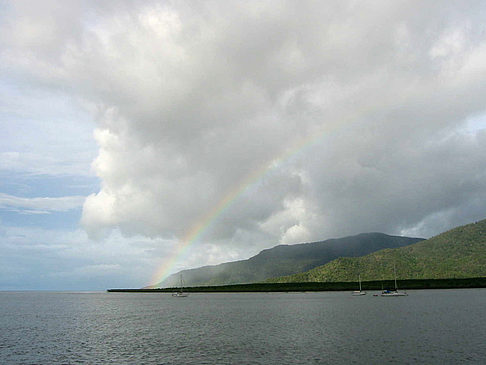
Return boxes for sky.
[1,0,486,290]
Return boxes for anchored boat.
[172,274,189,297]
[352,274,366,296]
[381,264,407,297]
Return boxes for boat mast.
[394,264,398,291]
[359,274,362,292]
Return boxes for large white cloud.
[3,0,486,257]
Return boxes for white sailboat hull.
[172,292,189,297]
[381,291,407,297]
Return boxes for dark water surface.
[1,289,485,364]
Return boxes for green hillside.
[268,219,486,283]
[157,233,422,287]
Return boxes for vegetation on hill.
[157,233,422,287]
[267,219,486,283]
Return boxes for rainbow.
[149,159,271,287]
[149,110,371,287]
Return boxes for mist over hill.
[157,233,423,287]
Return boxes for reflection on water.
[1,289,485,364]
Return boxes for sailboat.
[381,264,407,297]
[352,274,366,296]
[172,274,189,297]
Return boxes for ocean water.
[1,289,485,364]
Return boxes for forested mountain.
[157,233,423,287]
[268,219,486,283]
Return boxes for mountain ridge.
[267,218,486,283]
[155,232,424,287]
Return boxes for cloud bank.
[3,1,486,260]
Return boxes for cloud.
[0,224,171,290]
[0,80,98,177]
[2,0,486,262]
[0,193,86,214]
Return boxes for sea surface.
[1,289,485,364]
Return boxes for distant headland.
[109,218,486,292]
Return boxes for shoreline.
[107,277,486,293]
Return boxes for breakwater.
[108,277,486,292]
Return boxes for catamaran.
[352,274,366,296]
[381,264,407,297]
[172,274,189,297]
